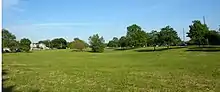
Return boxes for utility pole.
[203,16,209,46]
[183,28,185,42]
[203,16,206,25]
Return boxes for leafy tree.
[187,20,209,46]
[88,34,105,52]
[126,24,148,47]
[2,29,16,48]
[119,36,128,49]
[70,38,87,51]
[148,30,160,50]
[206,30,220,45]
[2,29,16,40]
[173,37,182,46]
[159,26,180,48]
[20,38,31,52]
[38,40,51,48]
[107,37,119,48]
[107,41,115,47]
[51,38,67,49]
[67,42,72,48]
[9,40,20,52]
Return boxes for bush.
[88,34,105,53]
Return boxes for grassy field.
[2,47,220,92]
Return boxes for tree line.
[2,20,220,53]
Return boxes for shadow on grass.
[114,48,135,51]
[2,69,15,92]
[87,51,104,53]
[135,46,187,52]
[2,69,40,92]
[186,46,220,52]
[70,49,84,52]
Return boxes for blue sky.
[3,0,220,43]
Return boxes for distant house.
[30,43,50,51]
[3,47,11,52]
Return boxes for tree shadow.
[2,69,40,92]
[135,46,187,52]
[70,49,85,52]
[186,46,220,52]
[2,69,15,92]
[114,47,135,51]
[86,51,104,53]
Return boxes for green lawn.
[2,47,220,92]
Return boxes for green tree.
[126,24,148,47]
[70,38,87,51]
[187,20,209,46]
[159,26,180,48]
[148,30,160,50]
[107,41,115,47]
[20,38,31,52]
[206,30,220,45]
[51,38,67,49]
[2,29,16,48]
[119,36,128,49]
[88,34,105,52]
[9,40,20,52]
[107,37,119,48]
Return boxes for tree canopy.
[69,38,87,51]
[89,34,105,52]
[2,29,17,48]
[119,36,128,49]
[159,26,181,48]
[206,30,220,45]
[126,24,148,47]
[107,37,119,48]
[20,38,31,52]
[51,38,67,49]
[187,20,209,46]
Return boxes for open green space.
[2,47,220,92]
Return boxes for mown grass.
[2,46,220,92]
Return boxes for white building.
[30,43,50,51]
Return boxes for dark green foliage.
[2,29,16,41]
[8,40,20,52]
[89,34,105,52]
[2,29,21,52]
[126,24,148,47]
[20,38,31,52]
[119,36,128,49]
[147,30,160,46]
[51,38,67,49]
[2,29,16,48]
[187,20,209,46]
[206,30,220,45]
[159,26,181,48]
[107,37,119,47]
[147,30,160,50]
